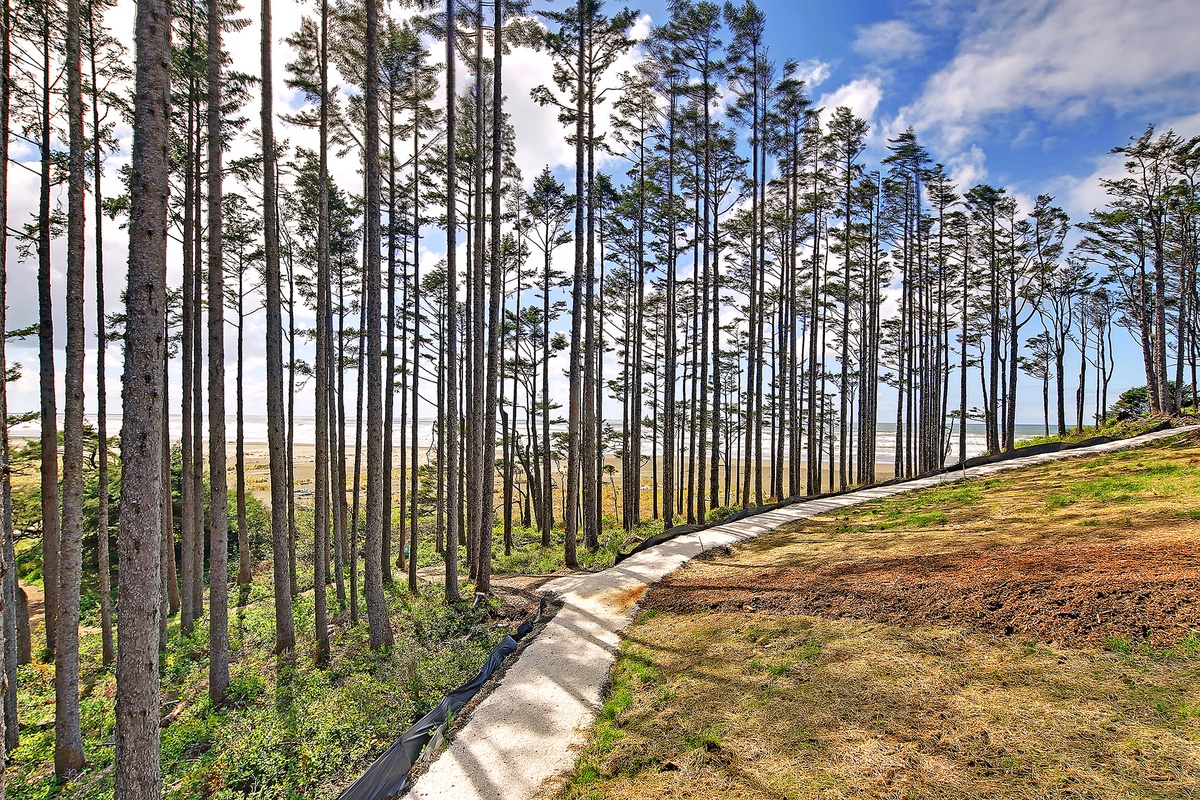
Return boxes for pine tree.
[263,0,295,652]
[0,0,16,755]
[206,0,230,703]
[114,0,170,788]
[54,0,86,773]
[443,0,462,604]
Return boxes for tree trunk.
[287,260,298,597]
[408,93,422,595]
[162,312,179,627]
[206,0,230,705]
[662,91,677,530]
[384,93,398,582]
[235,280,250,585]
[190,141,204,621]
[479,0,505,593]
[262,0,295,652]
[564,1,586,566]
[361,0,391,648]
[179,46,196,633]
[0,0,17,750]
[333,274,347,605]
[38,5,60,656]
[541,245,553,546]
[443,0,462,602]
[56,0,87,773]
[313,0,332,659]
[89,6,114,668]
[467,3,486,581]
[351,283,367,623]
[115,0,169,787]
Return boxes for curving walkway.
[406,426,1196,800]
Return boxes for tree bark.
[56,0,87,773]
[235,281,250,585]
[479,0,505,593]
[443,0,461,603]
[206,0,230,704]
[115,0,169,788]
[262,0,295,652]
[362,0,391,649]
[88,5,114,668]
[38,4,60,656]
[408,85,421,595]
[0,0,17,752]
[564,0,586,567]
[313,0,332,661]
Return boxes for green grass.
[14,500,656,800]
[556,436,1200,799]
[1016,417,1168,448]
[489,519,657,575]
[1045,466,1181,509]
[560,639,667,796]
[9,565,508,800]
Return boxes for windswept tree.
[522,166,573,543]
[823,106,868,487]
[1078,126,1194,417]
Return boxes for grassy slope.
[558,434,1200,800]
[10,501,652,800]
[11,566,511,800]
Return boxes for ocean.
[11,416,1052,466]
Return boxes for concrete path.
[407,426,1196,800]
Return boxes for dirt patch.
[647,539,1200,647]
[596,584,649,613]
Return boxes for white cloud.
[817,78,883,124]
[946,144,988,191]
[504,42,577,184]
[1044,109,1200,220]
[852,19,927,64]
[790,59,831,89]
[901,0,1200,151]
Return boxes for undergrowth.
[10,569,506,800]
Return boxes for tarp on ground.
[338,603,544,800]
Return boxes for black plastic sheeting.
[615,422,1176,564]
[338,601,546,800]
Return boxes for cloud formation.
[818,78,884,125]
[852,19,927,64]
[899,0,1200,151]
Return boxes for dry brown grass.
[558,613,1200,800]
[554,433,1200,800]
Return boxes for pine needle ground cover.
[558,434,1200,799]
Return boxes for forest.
[0,0,1198,796]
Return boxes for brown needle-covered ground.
[555,432,1200,800]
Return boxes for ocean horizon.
[11,415,1054,466]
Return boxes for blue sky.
[582,0,1200,423]
[6,0,1200,430]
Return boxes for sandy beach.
[13,430,900,517]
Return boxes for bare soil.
[556,436,1200,800]
[646,538,1200,647]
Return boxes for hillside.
[558,432,1200,799]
